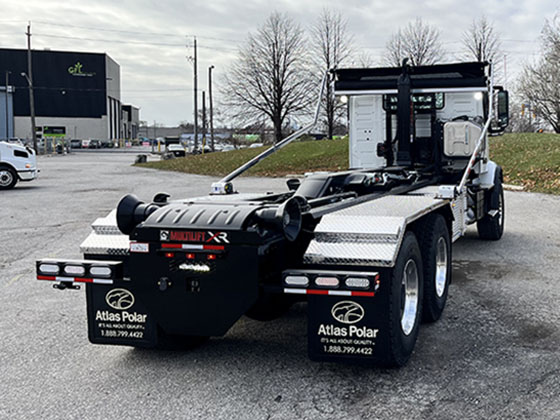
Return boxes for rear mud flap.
[307,285,391,365]
[86,284,157,347]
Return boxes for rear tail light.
[164,252,175,258]
[345,277,370,289]
[284,275,309,287]
[186,253,195,260]
[90,266,113,277]
[38,263,59,275]
[36,259,122,285]
[315,276,339,287]
[207,254,217,261]
[64,265,86,276]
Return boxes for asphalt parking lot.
[1,152,559,420]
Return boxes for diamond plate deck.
[82,210,130,255]
[91,210,121,235]
[303,189,451,267]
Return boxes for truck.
[0,140,38,189]
[36,61,509,366]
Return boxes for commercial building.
[0,85,14,139]
[0,48,136,142]
[121,104,139,140]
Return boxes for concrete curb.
[504,184,525,192]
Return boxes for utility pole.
[193,37,198,151]
[26,22,37,153]
[202,90,206,154]
[208,65,215,152]
[4,71,10,139]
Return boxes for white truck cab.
[0,141,38,190]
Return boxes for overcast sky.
[0,0,556,126]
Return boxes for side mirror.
[490,89,509,134]
[497,90,509,128]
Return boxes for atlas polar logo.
[105,288,135,311]
[331,301,365,324]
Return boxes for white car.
[0,141,38,190]
[167,144,186,157]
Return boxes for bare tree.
[519,16,560,133]
[310,8,353,139]
[385,18,444,66]
[223,12,311,143]
[462,16,502,63]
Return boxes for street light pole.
[187,37,199,152]
[208,65,215,152]
[193,37,198,151]
[4,71,10,139]
[202,90,206,154]
[26,23,37,152]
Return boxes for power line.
[33,20,242,44]
[32,32,239,52]
[34,33,186,47]
[12,85,193,92]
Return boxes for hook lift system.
[36,60,509,366]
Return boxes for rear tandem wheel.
[417,213,451,323]
[386,231,424,367]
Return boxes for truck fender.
[0,162,19,178]
[478,160,501,188]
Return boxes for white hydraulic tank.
[443,120,482,157]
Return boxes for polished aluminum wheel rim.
[435,237,447,298]
[0,170,13,187]
[498,191,504,227]
[400,259,419,336]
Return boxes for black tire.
[0,165,18,190]
[245,293,293,321]
[418,214,451,323]
[387,231,424,367]
[477,167,504,240]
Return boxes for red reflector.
[352,291,375,297]
[203,245,224,251]
[37,275,56,281]
[162,243,182,249]
[186,253,195,260]
[307,289,329,295]
[207,254,217,261]
[165,252,175,258]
